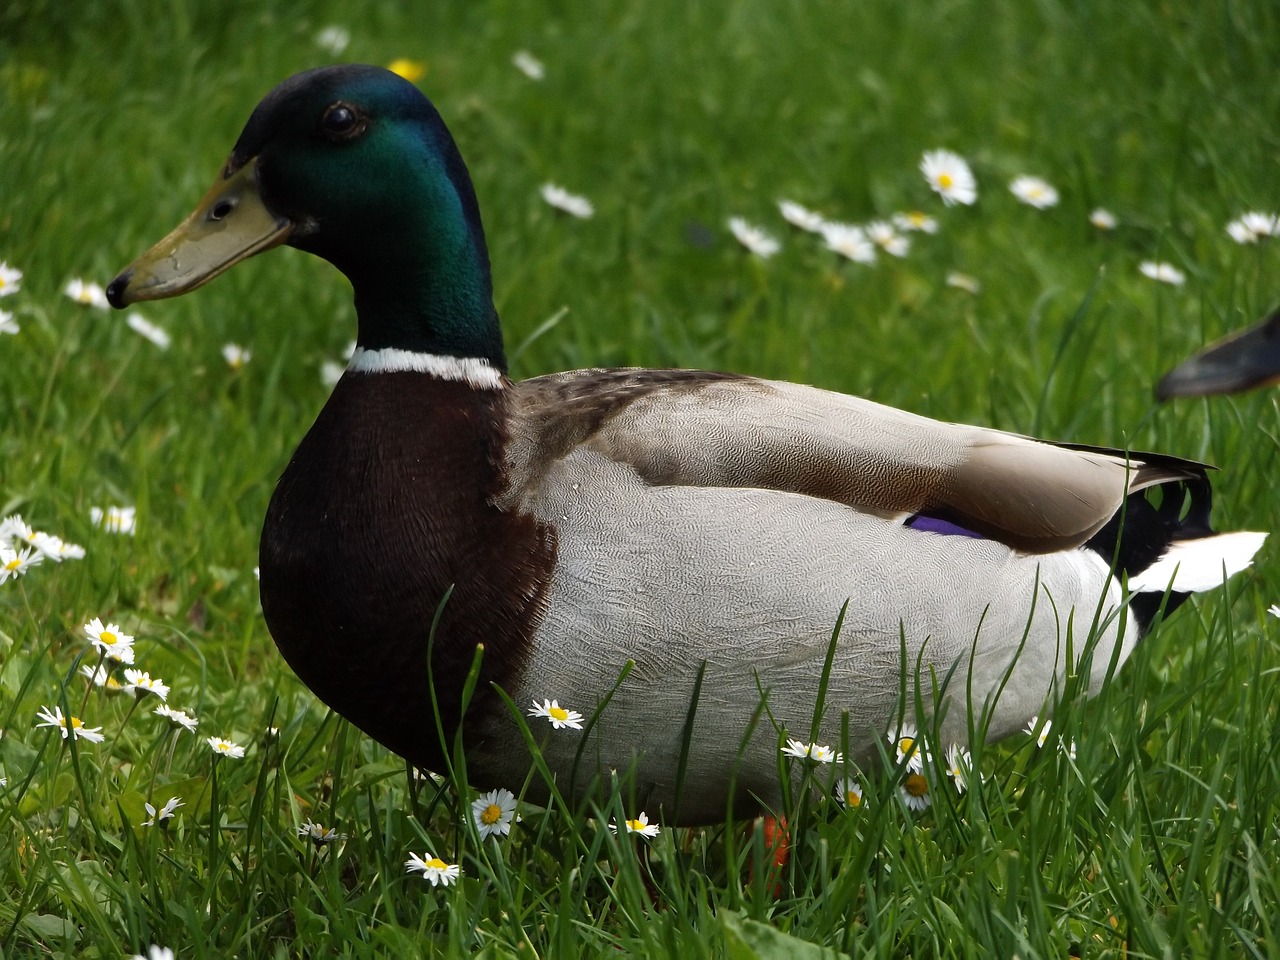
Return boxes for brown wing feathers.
[505,371,1204,555]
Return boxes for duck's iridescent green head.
[107,65,505,368]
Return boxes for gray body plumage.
[468,374,1152,822]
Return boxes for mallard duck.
[1157,310,1280,399]
[106,65,1265,824]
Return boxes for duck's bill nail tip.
[105,272,133,309]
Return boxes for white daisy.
[0,514,30,541]
[0,262,22,297]
[35,705,105,743]
[123,670,169,702]
[315,25,350,55]
[610,811,660,838]
[142,796,183,826]
[1024,715,1052,748]
[540,183,594,219]
[0,309,17,335]
[865,220,910,257]
[29,532,72,561]
[222,343,252,369]
[920,149,977,206]
[299,818,347,846]
[821,222,876,263]
[899,771,932,812]
[320,359,345,387]
[126,313,171,350]
[1009,175,1059,209]
[1268,604,1280,619]
[81,663,129,694]
[207,736,246,759]
[527,698,585,730]
[0,546,42,584]
[64,279,110,310]
[130,946,175,960]
[945,270,981,294]
[90,505,136,535]
[835,776,864,809]
[888,723,924,772]
[727,217,780,258]
[778,200,827,233]
[470,787,518,840]
[1089,208,1117,230]
[944,744,971,794]
[83,617,136,664]
[781,738,841,763]
[154,705,199,733]
[1241,211,1279,237]
[1226,212,1279,244]
[512,50,545,80]
[1139,261,1186,286]
[892,210,939,234]
[405,852,461,886]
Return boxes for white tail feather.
[1127,531,1268,594]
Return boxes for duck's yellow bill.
[106,156,291,308]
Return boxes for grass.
[2,0,1280,956]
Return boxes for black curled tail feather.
[1084,468,1215,629]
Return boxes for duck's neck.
[319,150,507,369]
[350,241,506,367]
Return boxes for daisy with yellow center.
[36,705,105,743]
[889,723,924,772]
[610,811,660,839]
[81,664,128,694]
[222,343,252,370]
[207,736,246,759]
[865,220,910,257]
[154,704,199,732]
[893,210,939,234]
[0,546,42,584]
[781,738,842,763]
[1009,175,1060,209]
[123,669,169,702]
[470,787,518,840]
[31,532,85,562]
[900,771,931,811]
[945,744,971,794]
[1090,208,1117,230]
[920,149,977,206]
[84,617,136,664]
[405,852,461,886]
[835,776,864,809]
[0,262,22,296]
[64,278,110,310]
[90,505,136,535]
[821,222,876,264]
[528,698,585,730]
[298,818,347,846]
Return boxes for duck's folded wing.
[504,370,1202,553]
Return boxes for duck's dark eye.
[319,102,364,141]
